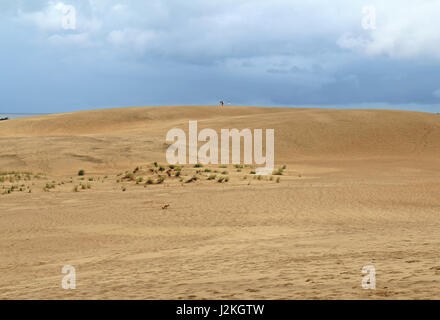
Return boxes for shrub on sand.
[156,176,166,184]
[185,176,198,183]
[124,173,135,180]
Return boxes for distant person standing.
[220,100,224,107]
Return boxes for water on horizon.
[0,113,48,119]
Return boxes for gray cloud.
[0,0,439,113]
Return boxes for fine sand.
[0,106,439,299]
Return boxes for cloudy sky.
[1,0,440,113]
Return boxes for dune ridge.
[0,106,439,175]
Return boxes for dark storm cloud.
[1,0,439,113]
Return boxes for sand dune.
[0,106,439,299]
[0,106,439,174]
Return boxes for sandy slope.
[0,106,439,299]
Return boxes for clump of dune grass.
[2,187,12,195]
[78,170,85,176]
[174,167,182,177]
[221,171,228,175]
[185,176,198,183]
[250,170,256,175]
[217,176,225,183]
[156,176,166,184]
[194,163,203,168]
[276,177,281,183]
[208,174,217,180]
[124,173,135,181]
[272,165,286,176]
[219,165,227,168]
[146,178,154,185]
[43,183,55,192]
[122,186,126,192]
[136,177,143,184]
